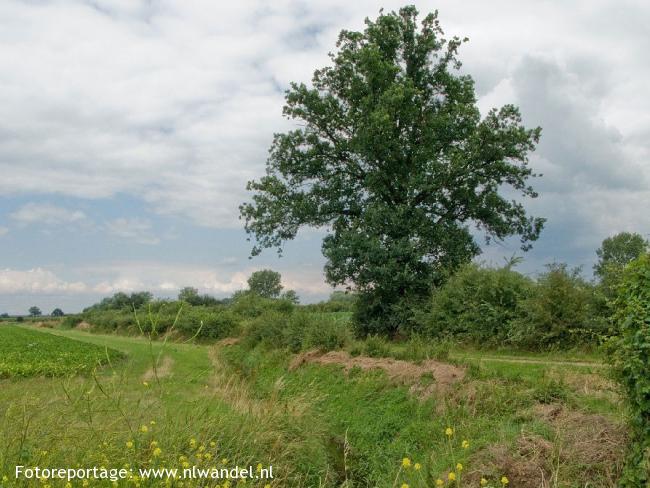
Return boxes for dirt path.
[454,355,606,368]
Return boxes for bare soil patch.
[75,321,92,331]
[217,337,240,346]
[289,350,464,390]
[142,355,175,381]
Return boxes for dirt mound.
[289,350,464,389]
[34,321,53,328]
[75,321,92,331]
[467,404,627,487]
[142,356,175,382]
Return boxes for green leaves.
[610,254,650,486]
[241,6,544,333]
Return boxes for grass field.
[0,323,627,487]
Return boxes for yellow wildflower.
[462,440,470,449]
[150,440,158,448]
[402,457,411,468]
[501,476,509,485]
[448,472,456,481]
[82,481,89,487]
[445,427,453,437]
[204,453,212,461]
[210,441,216,448]
[401,484,409,488]
[153,447,162,457]
[435,480,443,487]
[182,461,190,469]
[139,425,148,433]
[150,420,156,426]
[257,463,263,472]
[189,438,197,449]
[414,462,421,471]
[126,440,134,449]
[221,458,228,465]
[65,483,72,488]
[456,463,463,472]
[264,485,271,488]
[480,479,488,486]
[142,381,149,387]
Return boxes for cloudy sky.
[1,0,648,314]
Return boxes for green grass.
[0,325,124,378]
[0,323,627,487]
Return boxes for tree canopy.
[247,270,283,299]
[594,232,648,279]
[51,308,64,317]
[28,306,41,317]
[241,6,544,334]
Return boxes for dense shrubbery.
[82,301,240,340]
[609,254,650,486]
[421,263,534,344]
[509,264,604,348]
[304,291,357,313]
[83,291,154,312]
[242,310,351,352]
[418,262,606,349]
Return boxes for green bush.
[361,335,392,358]
[392,335,450,362]
[242,310,351,352]
[174,306,240,340]
[230,292,295,318]
[60,315,82,329]
[422,263,534,344]
[509,263,601,348]
[610,254,650,486]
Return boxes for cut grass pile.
[0,325,124,378]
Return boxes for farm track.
[454,355,606,368]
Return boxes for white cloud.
[104,218,160,245]
[0,268,87,294]
[0,0,649,299]
[10,203,87,225]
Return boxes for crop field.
[0,325,124,378]
[0,319,628,487]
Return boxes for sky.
[0,0,649,314]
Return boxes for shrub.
[242,311,351,352]
[509,263,600,348]
[174,306,240,340]
[393,335,450,362]
[60,315,82,329]
[422,263,534,344]
[609,254,650,486]
[361,335,392,358]
[230,292,295,318]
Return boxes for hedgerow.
[610,254,650,486]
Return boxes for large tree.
[247,270,283,299]
[594,232,648,280]
[594,231,648,300]
[241,6,544,334]
[28,306,41,317]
